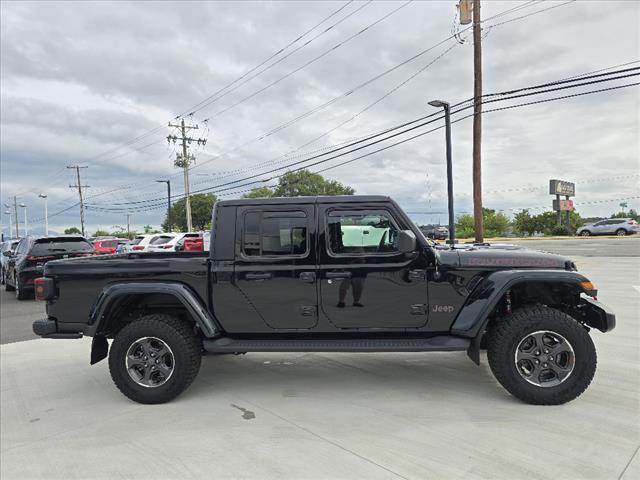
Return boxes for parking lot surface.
[1,240,639,479]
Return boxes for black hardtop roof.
[217,195,391,207]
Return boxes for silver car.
[1,240,20,285]
[576,218,639,236]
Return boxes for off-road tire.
[486,305,596,405]
[109,313,202,404]
[615,229,627,236]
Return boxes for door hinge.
[410,304,427,315]
[408,269,427,281]
[300,306,317,317]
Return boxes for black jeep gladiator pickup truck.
[33,196,615,405]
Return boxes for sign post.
[549,179,575,228]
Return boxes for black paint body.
[36,196,615,359]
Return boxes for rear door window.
[31,238,93,255]
[129,236,145,245]
[242,211,308,257]
[149,235,174,245]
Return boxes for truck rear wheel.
[486,306,596,405]
[109,314,202,404]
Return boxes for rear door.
[233,205,318,330]
[318,205,428,329]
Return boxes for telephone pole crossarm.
[167,118,207,232]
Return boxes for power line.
[90,67,639,209]
[84,80,639,213]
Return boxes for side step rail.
[203,336,470,354]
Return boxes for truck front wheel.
[109,314,202,404]
[486,306,596,405]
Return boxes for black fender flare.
[450,270,591,365]
[89,281,219,337]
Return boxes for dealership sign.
[549,179,575,197]
[553,199,575,211]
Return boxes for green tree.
[531,210,584,235]
[64,227,82,235]
[242,187,275,199]
[611,208,639,221]
[455,214,475,238]
[455,208,510,238]
[93,229,111,237]
[483,208,510,237]
[143,225,160,234]
[162,193,217,232]
[273,170,355,197]
[512,209,537,236]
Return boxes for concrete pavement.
[0,288,42,344]
[1,254,639,479]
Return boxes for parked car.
[183,237,204,251]
[93,238,127,255]
[1,239,20,285]
[145,233,179,252]
[576,218,639,236]
[121,234,156,253]
[4,235,94,299]
[174,232,207,252]
[419,224,449,240]
[33,196,614,405]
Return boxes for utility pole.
[126,213,132,239]
[68,165,89,236]
[12,196,19,238]
[167,118,207,232]
[39,193,48,236]
[156,180,171,232]
[471,0,483,242]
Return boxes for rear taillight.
[132,246,145,251]
[26,255,56,262]
[34,277,56,301]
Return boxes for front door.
[318,206,428,329]
[234,205,318,330]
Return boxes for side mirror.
[397,230,416,253]
[2,250,12,257]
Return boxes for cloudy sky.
[1,0,639,235]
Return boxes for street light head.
[38,193,47,199]
[19,203,26,208]
[428,100,449,108]
[4,211,10,215]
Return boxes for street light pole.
[19,203,28,236]
[39,193,48,236]
[428,100,455,247]
[3,210,12,239]
[156,180,171,232]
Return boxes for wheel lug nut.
[544,349,549,354]
[535,360,540,364]
[155,359,159,364]
[144,356,148,360]
[543,363,548,367]
[144,363,148,367]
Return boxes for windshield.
[31,238,94,255]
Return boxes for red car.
[93,238,122,255]
[183,237,204,251]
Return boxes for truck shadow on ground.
[186,351,514,404]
